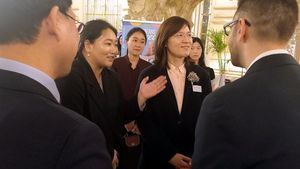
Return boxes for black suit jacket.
[0,69,111,169]
[136,63,212,169]
[56,55,128,158]
[192,54,300,169]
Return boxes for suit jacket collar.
[246,54,298,76]
[0,69,58,103]
[76,55,102,89]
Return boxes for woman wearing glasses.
[136,16,212,169]
[56,19,166,169]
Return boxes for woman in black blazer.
[56,19,166,169]
[136,16,212,169]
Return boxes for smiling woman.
[135,16,212,169]
[57,20,123,168]
[56,19,122,168]
[56,19,167,169]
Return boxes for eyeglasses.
[173,32,193,39]
[223,19,251,36]
[62,13,85,34]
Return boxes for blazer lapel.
[181,64,192,115]
[162,67,180,114]
[78,56,106,113]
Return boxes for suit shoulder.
[209,77,245,100]
[141,64,160,73]
[43,97,94,127]
[113,56,126,65]
[140,65,161,77]
[2,91,95,133]
[104,68,119,78]
[139,59,152,67]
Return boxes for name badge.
[192,85,202,93]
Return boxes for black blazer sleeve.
[56,122,112,169]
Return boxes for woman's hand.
[112,149,119,169]
[124,121,140,135]
[137,75,167,110]
[169,153,192,169]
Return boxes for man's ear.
[43,6,62,41]
[237,19,248,43]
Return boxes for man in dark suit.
[0,0,111,169]
[192,0,300,169]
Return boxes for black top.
[201,66,215,80]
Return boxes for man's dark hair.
[236,0,298,42]
[0,0,72,44]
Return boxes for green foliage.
[208,29,227,54]
[207,29,228,73]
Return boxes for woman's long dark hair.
[192,37,207,67]
[117,35,122,56]
[154,16,191,68]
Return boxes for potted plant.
[207,29,228,87]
